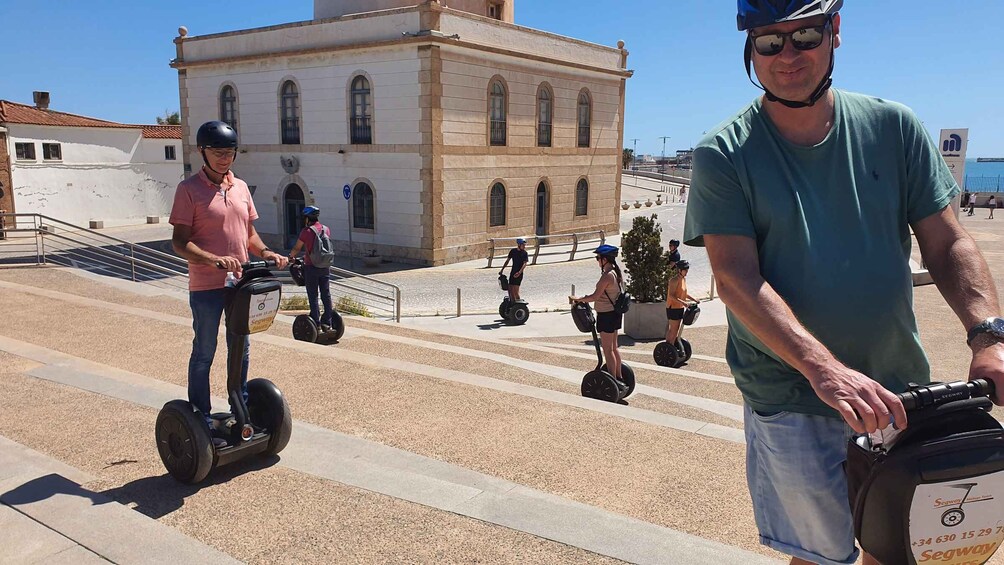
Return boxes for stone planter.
[633,201,642,208]
[645,199,653,207]
[655,196,662,205]
[362,255,382,268]
[623,301,667,340]
[622,203,630,210]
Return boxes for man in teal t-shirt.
[685,2,1004,564]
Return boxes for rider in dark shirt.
[499,238,529,302]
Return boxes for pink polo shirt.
[169,168,258,291]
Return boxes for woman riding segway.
[655,260,700,367]
[570,245,626,386]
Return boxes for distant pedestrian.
[989,195,997,219]
[679,185,687,204]
[968,194,977,216]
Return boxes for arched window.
[537,84,552,147]
[219,85,238,131]
[489,182,506,227]
[280,80,301,145]
[350,75,372,144]
[353,182,375,230]
[577,90,592,148]
[575,178,589,216]
[489,80,507,146]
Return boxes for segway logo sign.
[247,290,281,334]
[910,470,1004,564]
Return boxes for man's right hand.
[212,255,242,271]
[808,366,908,434]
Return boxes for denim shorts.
[744,405,861,565]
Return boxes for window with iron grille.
[489,182,506,227]
[489,80,507,146]
[220,85,238,131]
[14,142,35,160]
[577,90,591,148]
[280,81,301,145]
[488,1,503,19]
[350,76,372,145]
[575,179,589,216]
[353,182,375,230]
[42,143,62,161]
[165,145,177,160]
[537,85,552,147]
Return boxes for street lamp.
[630,138,639,171]
[659,136,671,182]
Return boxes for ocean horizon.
[964,158,1003,192]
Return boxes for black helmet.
[676,260,690,270]
[196,121,238,149]
[737,0,842,31]
[669,239,680,247]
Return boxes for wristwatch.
[966,317,1004,346]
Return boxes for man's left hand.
[970,342,1004,406]
[264,250,289,269]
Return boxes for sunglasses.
[750,20,830,57]
[206,148,237,159]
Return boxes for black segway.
[847,379,1004,565]
[654,302,700,368]
[289,258,345,343]
[497,273,529,325]
[155,260,293,484]
[571,301,635,403]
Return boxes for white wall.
[8,125,183,225]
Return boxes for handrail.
[487,230,605,268]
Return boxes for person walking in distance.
[288,206,335,333]
[499,238,529,302]
[170,121,288,446]
[685,2,1004,564]
[988,194,997,219]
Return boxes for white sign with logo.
[939,128,969,190]
[909,470,1004,564]
[247,290,281,334]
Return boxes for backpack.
[604,276,631,315]
[307,224,335,269]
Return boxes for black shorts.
[509,273,523,286]
[666,307,685,321]
[596,311,622,333]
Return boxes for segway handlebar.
[896,379,996,411]
[216,260,277,270]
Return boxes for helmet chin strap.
[200,149,237,178]
[744,31,835,109]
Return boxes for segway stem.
[226,331,252,440]
[590,325,604,372]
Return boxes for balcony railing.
[281,119,301,145]
[490,120,507,146]
[537,123,552,147]
[351,117,372,145]
[577,126,590,148]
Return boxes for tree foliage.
[156,110,181,125]
[622,148,634,170]
[621,214,671,303]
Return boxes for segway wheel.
[328,311,345,342]
[498,301,508,319]
[654,341,680,368]
[509,303,530,325]
[941,508,965,527]
[679,338,693,364]
[247,378,292,456]
[602,362,636,399]
[581,370,622,403]
[155,400,214,484]
[292,314,318,343]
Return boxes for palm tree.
[622,148,634,170]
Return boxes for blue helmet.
[516,238,526,245]
[737,0,843,31]
[594,244,619,258]
[302,206,320,217]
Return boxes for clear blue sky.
[2,1,1001,157]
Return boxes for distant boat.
[976,157,1004,162]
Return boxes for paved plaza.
[0,203,1003,563]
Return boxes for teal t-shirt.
[683,90,959,418]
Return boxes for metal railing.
[350,116,372,145]
[281,119,301,145]
[964,176,1002,191]
[490,120,507,146]
[487,229,605,268]
[0,212,403,321]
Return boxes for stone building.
[172,0,630,264]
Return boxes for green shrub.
[336,296,371,317]
[621,214,671,303]
[280,295,309,311]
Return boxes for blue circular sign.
[343,184,352,200]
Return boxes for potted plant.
[622,202,630,210]
[633,201,642,208]
[362,249,382,268]
[655,194,663,205]
[645,198,653,207]
[621,214,672,339]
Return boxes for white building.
[173,0,631,265]
[0,93,183,227]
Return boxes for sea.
[963,158,1004,192]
